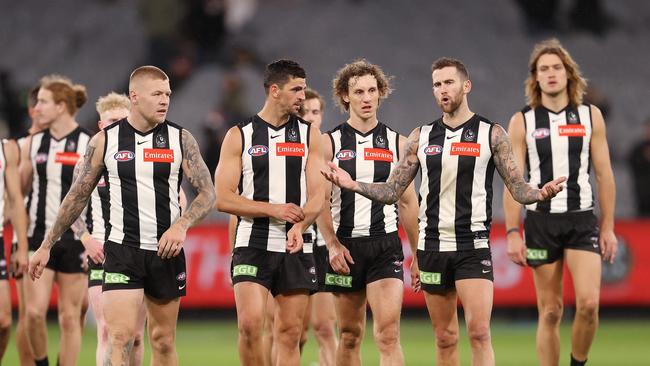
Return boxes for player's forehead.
[100,107,129,122]
[303,98,321,110]
[431,66,460,82]
[135,76,171,94]
[349,74,377,91]
[536,53,563,68]
[282,77,306,90]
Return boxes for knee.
[149,329,175,355]
[238,315,265,341]
[58,311,81,333]
[466,322,491,345]
[133,330,144,349]
[540,301,563,326]
[313,320,336,341]
[435,327,459,351]
[0,311,11,331]
[339,326,363,350]
[26,306,45,324]
[576,297,599,321]
[276,322,303,346]
[374,323,400,351]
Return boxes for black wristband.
[506,228,520,235]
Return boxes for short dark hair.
[263,59,306,93]
[431,57,469,80]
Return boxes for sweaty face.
[300,98,323,129]
[276,77,306,116]
[131,78,171,124]
[536,53,568,97]
[34,88,62,128]
[344,74,379,121]
[98,107,129,129]
[432,66,467,114]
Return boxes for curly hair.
[332,59,393,112]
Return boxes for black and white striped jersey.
[522,104,593,213]
[328,122,400,238]
[0,140,7,237]
[88,174,110,242]
[103,119,183,251]
[417,115,495,252]
[27,127,90,243]
[234,115,314,253]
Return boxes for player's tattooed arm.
[356,128,421,204]
[492,124,541,204]
[42,133,106,249]
[178,129,216,229]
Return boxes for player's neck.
[442,102,473,129]
[28,124,43,135]
[347,114,378,134]
[258,102,290,127]
[540,92,569,113]
[49,115,78,139]
[127,113,161,134]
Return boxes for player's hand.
[329,240,354,275]
[10,247,28,275]
[321,162,359,191]
[270,203,305,224]
[81,234,104,264]
[29,247,50,281]
[506,231,528,266]
[600,229,618,264]
[158,222,186,259]
[538,176,566,201]
[286,224,304,254]
[410,258,421,292]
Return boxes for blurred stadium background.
[1,0,649,364]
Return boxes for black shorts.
[313,244,329,292]
[524,210,600,267]
[103,241,187,299]
[29,237,86,274]
[417,248,493,294]
[0,236,7,280]
[88,258,104,288]
[324,232,404,293]
[231,246,316,297]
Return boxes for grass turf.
[2,318,648,365]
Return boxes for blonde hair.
[525,38,587,108]
[40,75,87,115]
[332,59,393,112]
[96,92,130,115]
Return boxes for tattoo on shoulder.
[180,129,217,228]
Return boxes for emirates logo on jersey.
[276,142,305,157]
[336,149,356,161]
[364,148,393,162]
[450,142,481,157]
[143,149,174,163]
[114,151,135,162]
[248,145,268,156]
[532,128,551,139]
[423,145,443,155]
[55,152,80,166]
[558,125,586,137]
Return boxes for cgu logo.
[532,128,551,139]
[336,149,356,161]
[248,145,268,156]
[113,151,135,162]
[423,145,443,156]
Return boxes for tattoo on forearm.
[180,130,216,228]
[491,125,539,204]
[357,129,420,204]
[44,145,102,249]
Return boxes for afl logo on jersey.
[532,128,551,139]
[35,153,49,164]
[336,150,356,161]
[248,145,268,156]
[423,145,443,156]
[114,151,135,162]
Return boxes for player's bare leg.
[334,291,367,366]
[24,268,55,362]
[56,272,87,365]
[367,278,404,365]
[566,250,601,363]
[104,289,144,365]
[234,282,270,366]
[145,295,180,366]
[532,260,564,366]
[0,280,12,360]
[310,292,337,366]
[456,279,495,366]
[424,290,460,366]
[273,291,310,366]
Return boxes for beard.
[437,95,463,114]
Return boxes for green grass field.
[3,318,648,365]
